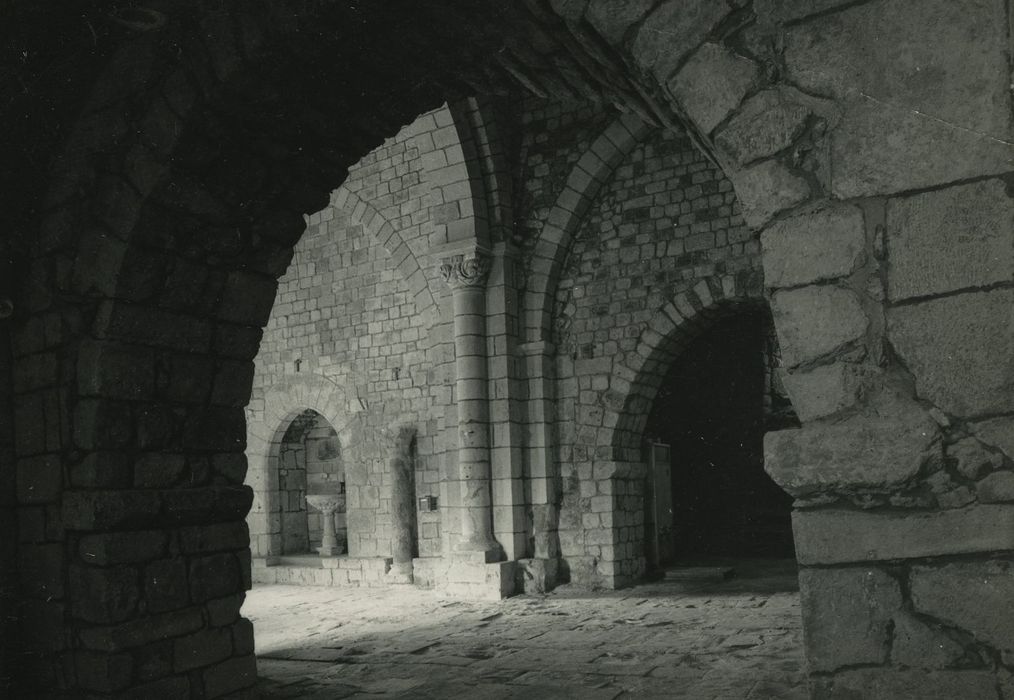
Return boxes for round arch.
[13,0,1003,696]
[246,373,361,559]
[602,274,766,461]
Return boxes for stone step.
[276,555,325,568]
[662,566,734,582]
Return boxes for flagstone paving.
[245,558,805,699]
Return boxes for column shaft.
[441,251,502,561]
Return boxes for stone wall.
[543,121,762,587]
[0,303,17,693]
[246,105,473,565]
[7,0,1014,696]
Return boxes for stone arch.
[447,97,514,245]
[523,114,652,343]
[332,187,440,330]
[12,1,1013,696]
[602,274,766,462]
[246,373,361,559]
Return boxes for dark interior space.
[644,308,796,562]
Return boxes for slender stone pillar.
[440,249,503,562]
[388,425,417,583]
[305,494,346,556]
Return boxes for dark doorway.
[644,306,797,565]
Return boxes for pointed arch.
[523,113,651,343]
[332,187,440,330]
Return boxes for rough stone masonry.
[1,0,1013,697]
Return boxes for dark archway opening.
[644,306,797,568]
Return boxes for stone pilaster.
[440,249,503,562]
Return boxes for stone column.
[388,425,417,583]
[440,249,503,562]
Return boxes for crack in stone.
[855,90,1014,149]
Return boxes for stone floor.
[245,558,805,699]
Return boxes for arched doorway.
[275,409,347,557]
[643,305,798,572]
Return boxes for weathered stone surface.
[550,0,589,22]
[812,669,998,700]
[761,205,865,289]
[798,567,901,672]
[730,159,811,229]
[950,437,1005,480]
[765,388,937,497]
[755,0,855,24]
[793,505,1014,565]
[978,471,1014,503]
[79,530,168,565]
[888,289,1014,417]
[972,417,1014,459]
[630,0,730,83]
[785,0,1010,142]
[783,0,1014,198]
[778,362,865,422]
[770,286,867,368]
[829,101,1014,199]
[911,560,1014,658]
[584,0,653,44]
[715,89,812,166]
[892,611,966,669]
[69,565,140,624]
[667,43,760,135]
[887,179,1013,301]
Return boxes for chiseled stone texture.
[911,560,1014,660]
[978,471,1014,503]
[798,567,901,672]
[887,179,1013,302]
[755,0,855,24]
[950,437,1005,480]
[891,611,966,669]
[761,204,865,289]
[888,289,1014,417]
[812,669,999,700]
[584,0,654,44]
[770,285,867,368]
[667,43,760,135]
[715,89,812,166]
[792,505,1014,565]
[972,417,1014,460]
[829,101,1014,200]
[765,388,938,498]
[630,0,730,83]
[784,0,1013,197]
[778,361,865,422]
[730,159,811,229]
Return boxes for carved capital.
[440,252,492,290]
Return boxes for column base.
[516,557,560,594]
[386,561,414,584]
[317,544,344,557]
[453,536,504,563]
[445,553,517,600]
